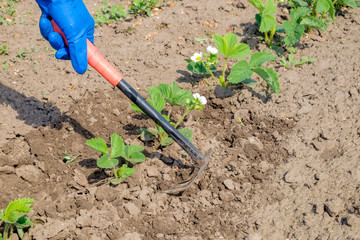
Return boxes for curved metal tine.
[165,149,212,194]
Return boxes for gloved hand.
[36,0,95,74]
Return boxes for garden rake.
[51,21,211,193]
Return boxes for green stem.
[222,58,227,80]
[311,2,317,17]
[113,167,118,179]
[264,32,270,47]
[167,109,171,119]
[4,223,11,240]
[174,109,190,129]
[269,26,276,47]
[201,61,218,85]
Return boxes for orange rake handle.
[51,20,122,86]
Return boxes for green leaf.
[242,79,259,88]
[249,52,276,68]
[316,0,330,11]
[161,137,174,146]
[259,15,276,33]
[213,33,249,59]
[124,145,145,162]
[110,178,123,185]
[147,88,166,113]
[224,32,239,55]
[160,128,193,146]
[213,34,227,58]
[263,0,277,16]
[112,164,135,184]
[17,228,24,239]
[62,153,79,163]
[97,153,118,169]
[186,60,209,74]
[110,134,124,159]
[117,164,135,179]
[0,198,34,224]
[228,60,253,84]
[300,16,327,31]
[255,14,262,26]
[178,128,193,141]
[15,215,32,229]
[253,67,280,93]
[130,103,144,114]
[338,0,358,8]
[327,0,335,20]
[248,0,265,12]
[128,152,146,163]
[283,20,305,47]
[291,0,309,7]
[290,7,311,23]
[227,43,251,59]
[316,0,335,19]
[154,82,193,106]
[86,138,108,155]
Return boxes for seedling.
[62,153,80,163]
[248,0,278,47]
[0,45,8,56]
[94,1,128,26]
[0,198,34,240]
[129,0,160,17]
[131,82,205,147]
[86,134,143,185]
[15,48,30,62]
[279,53,316,69]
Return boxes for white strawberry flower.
[206,45,218,54]
[190,52,203,62]
[193,93,207,105]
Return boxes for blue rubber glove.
[36,0,95,74]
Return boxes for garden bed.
[0,0,359,239]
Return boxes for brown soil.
[0,0,359,239]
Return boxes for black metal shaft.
[117,80,205,161]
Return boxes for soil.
[0,0,360,239]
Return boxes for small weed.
[129,0,160,17]
[0,45,8,55]
[94,1,128,26]
[62,153,80,163]
[279,53,316,69]
[0,0,20,26]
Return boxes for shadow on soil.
[0,82,94,139]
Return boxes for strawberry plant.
[282,7,326,47]
[227,51,280,93]
[131,82,205,147]
[186,32,279,93]
[186,33,251,87]
[86,134,144,185]
[0,198,34,240]
[248,0,278,47]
